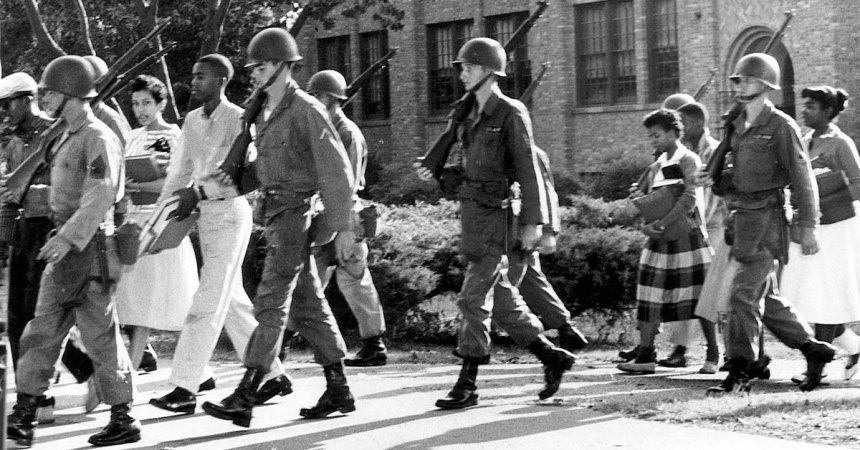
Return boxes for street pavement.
[10,358,845,449]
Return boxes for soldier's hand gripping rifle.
[216,63,287,195]
[342,47,399,107]
[706,10,794,196]
[417,0,549,181]
[3,21,174,204]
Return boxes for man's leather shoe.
[344,335,387,367]
[149,388,196,414]
[558,324,588,352]
[435,389,478,409]
[254,374,293,405]
[799,341,837,391]
[617,345,640,362]
[88,404,141,446]
[138,349,158,373]
[657,354,687,368]
[199,378,216,392]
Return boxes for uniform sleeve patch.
[88,155,106,179]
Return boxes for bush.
[580,151,652,201]
[241,198,646,343]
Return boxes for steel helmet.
[308,70,347,100]
[0,73,38,101]
[39,55,98,99]
[83,55,109,83]
[730,53,781,90]
[453,38,507,77]
[662,93,695,111]
[246,27,302,67]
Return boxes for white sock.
[833,328,860,355]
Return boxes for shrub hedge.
[238,196,646,343]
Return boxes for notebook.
[138,195,198,255]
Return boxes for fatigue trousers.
[169,199,283,393]
[727,248,813,362]
[16,249,133,405]
[245,205,346,369]
[8,217,53,367]
[311,241,385,338]
[509,250,571,330]
[457,254,545,358]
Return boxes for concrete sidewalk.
[11,359,843,449]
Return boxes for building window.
[649,0,679,101]
[486,12,532,100]
[318,34,352,114]
[427,20,472,114]
[359,31,391,120]
[576,0,635,105]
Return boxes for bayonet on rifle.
[519,62,550,104]
[693,68,718,101]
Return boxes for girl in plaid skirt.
[618,109,713,374]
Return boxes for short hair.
[677,101,709,124]
[643,109,683,134]
[801,85,849,120]
[129,74,168,104]
[196,54,234,81]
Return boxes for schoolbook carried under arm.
[138,194,199,255]
[125,154,163,182]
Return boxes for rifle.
[519,62,550,104]
[342,47,399,107]
[289,0,315,37]
[418,0,550,180]
[97,42,178,103]
[693,68,718,101]
[217,63,287,194]
[707,10,794,195]
[95,18,171,92]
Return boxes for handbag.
[632,184,690,241]
[816,170,855,225]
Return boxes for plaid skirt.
[636,227,712,323]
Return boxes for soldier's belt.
[458,183,510,209]
[727,189,782,210]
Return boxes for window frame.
[427,19,473,115]
[486,11,533,101]
[358,30,391,121]
[575,0,637,106]
[648,0,679,101]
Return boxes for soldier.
[703,53,837,394]
[201,28,357,426]
[305,69,388,366]
[6,55,139,447]
[415,37,575,410]
[149,54,288,416]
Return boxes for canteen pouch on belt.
[115,221,142,265]
[358,204,379,239]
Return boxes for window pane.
[612,0,636,102]
[650,0,679,100]
[428,21,472,114]
[359,31,391,120]
[577,4,608,105]
[318,35,353,115]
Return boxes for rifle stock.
[342,47,399,107]
[289,0,315,37]
[693,68,718,101]
[418,1,550,179]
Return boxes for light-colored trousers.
[169,198,283,393]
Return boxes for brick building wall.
[295,0,860,179]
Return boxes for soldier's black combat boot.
[435,357,481,409]
[344,335,388,367]
[88,403,141,446]
[7,392,41,448]
[707,357,752,396]
[528,337,576,399]
[300,362,356,418]
[254,374,293,405]
[202,368,264,427]
[558,324,588,352]
[799,340,838,392]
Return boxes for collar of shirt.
[201,95,232,121]
[64,107,94,134]
[734,99,776,134]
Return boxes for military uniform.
[306,109,385,342]
[723,100,817,362]
[245,79,354,369]
[455,90,548,358]
[15,107,132,406]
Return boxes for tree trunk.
[69,0,96,55]
[20,0,66,58]
[199,0,233,55]
[133,0,180,122]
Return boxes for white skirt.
[781,202,860,324]
[114,207,199,330]
[695,225,737,323]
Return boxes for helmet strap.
[49,95,69,119]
